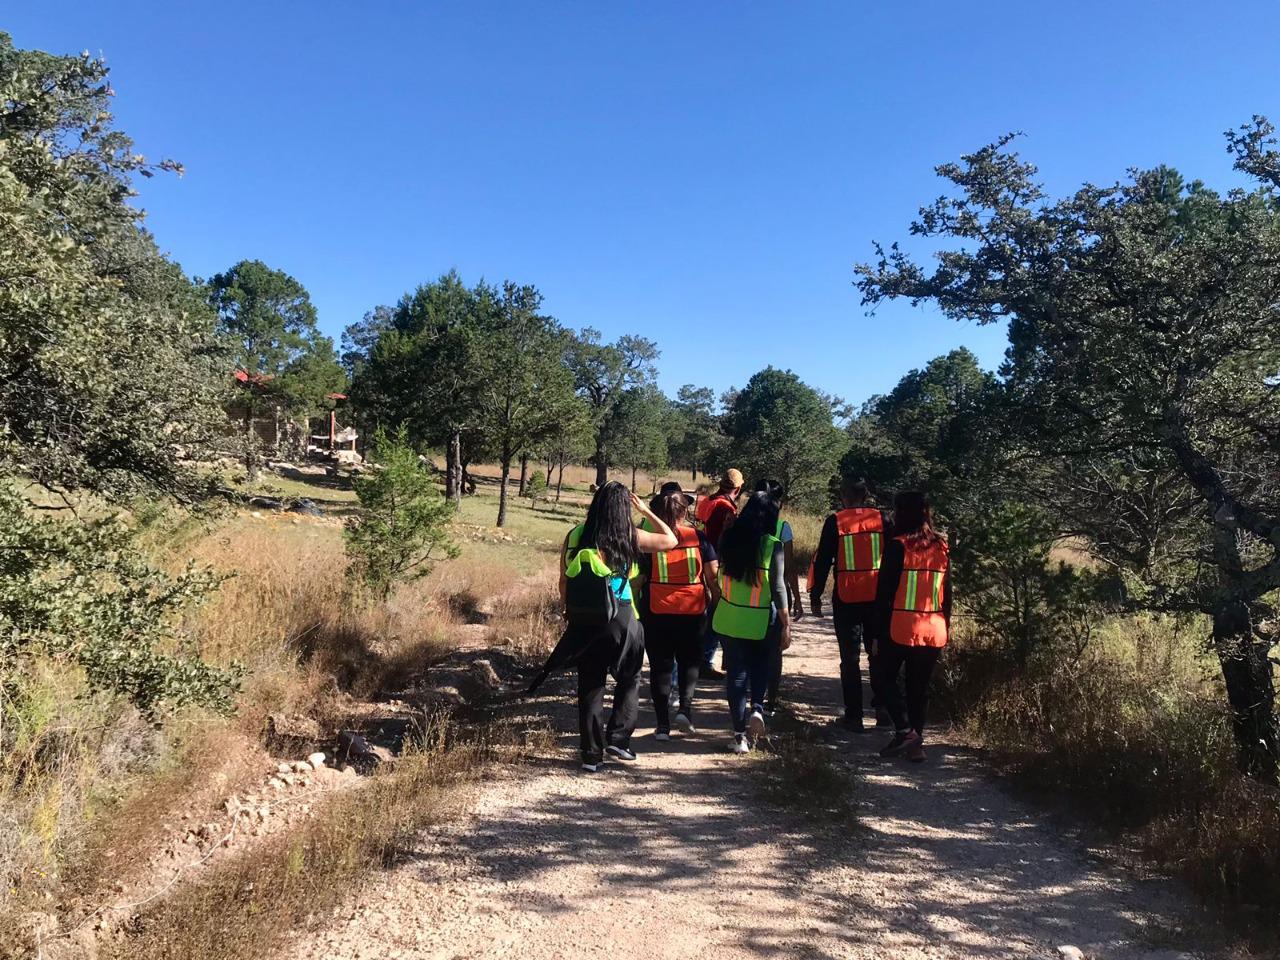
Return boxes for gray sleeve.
[771,543,788,611]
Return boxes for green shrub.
[0,484,240,715]
[344,429,459,600]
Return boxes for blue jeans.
[720,633,772,733]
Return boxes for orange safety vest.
[889,536,950,648]
[834,507,885,604]
[648,525,707,616]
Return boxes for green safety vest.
[565,524,639,611]
[711,531,780,641]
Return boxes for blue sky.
[9,2,1280,406]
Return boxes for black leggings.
[834,602,880,718]
[642,612,704,728]
[575,605,645,763]
[878,641,942,739]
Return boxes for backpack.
[564,547,619,629]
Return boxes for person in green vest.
[710,491,791,753]
[548,481,677,772]
[754,478,803,716]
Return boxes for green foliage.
[667,385,725,480]
[206,259,346,476]
[525,471,547,505]
[565,328,660,486]
[0,485,240,715]
[723,367,846,510]
[0,32,227,502]
[345,429,459,600]
[606,384,670,488]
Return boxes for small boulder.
[307,751,327,769]
[292,760,313,774]
[1057,948,1086,960]
[470,659,501,690]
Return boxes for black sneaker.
[605,744,637,762]
[875,708,893,728]
[839,713,866,732]
[879,730,920,758]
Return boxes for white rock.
[276,762,292,775]
[292,760,313,774]
[267,777,286,791]
[1058,948,1086,960]
[307,751,327,768]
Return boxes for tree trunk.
[631,465,638,490]
[518,453,529,497]
[556,461,566,502]
[244,407,259,482]
[451,432,463,509]
[273,405,282,459]
[691,466,698,482]
[1211,599,1279,783]
[545,458,554,487]
[497,451,512,527]
[594,438,608,489]
[1211,513,1280,783]
[445,434,458,504]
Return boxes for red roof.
[233,369,275,386]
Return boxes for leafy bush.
[0,484,241,715]
[345,428,459,600]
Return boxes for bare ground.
[283,610,1216,960]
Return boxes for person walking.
[531,481,677,772]
[709,491,791,754]
[874,491,951,763]
[696,468,743,676]
[637,485,719,740]
[754,479,803,716]
[809,478,890,730]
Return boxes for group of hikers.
[529,469,951,773]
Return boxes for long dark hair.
[719,491,780,584]
[579,481,639,572]
[892,491,944,546]
[649,489,688,530]
[755,478,785,505]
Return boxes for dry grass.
[943,612,1280,924]
[753,729,858,824]
[0,474,567,938]
[102,720,496,960]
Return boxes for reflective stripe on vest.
[834,507,884,604]
[648,524,706,616]
[712,533,778,641]
[889,536,949,648]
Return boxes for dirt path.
[285,611,1210,960]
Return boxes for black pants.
[878,640,942,738]
[642,612,704,728]
[576,605,645,763]
[834,601,880,718]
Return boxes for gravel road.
[286,609,1212,960]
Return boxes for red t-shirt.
[703,495,738,549]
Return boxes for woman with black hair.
[874,491,951,763]
[637,486,719,739]
[710,491,791,753]
[549,482,677,772]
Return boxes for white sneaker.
[747,707,766,743]
[730,733,751,754]
[674,712,695,734]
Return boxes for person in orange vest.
[696,468,743,676]
[637,484,720,739]
[873,490,951,763]
[808,478,891,730]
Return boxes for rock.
[289,498,323,517]
[471,659,502,690]
[223,797,242,815]
[307,751,327,769]
[276,762,293,775]
[1057,948,1086,960]
[267,777,286,791]
[292,760,313,774]
[264,716,322,742]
